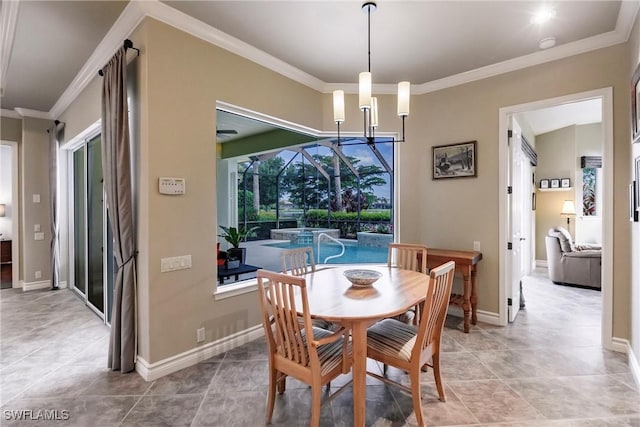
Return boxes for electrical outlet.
[473,241,481,251]
[35,271,42,279]
[196,328,205,343]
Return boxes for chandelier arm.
[367,3,371,72]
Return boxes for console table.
[420,248,482,333]
[217,263,260,284]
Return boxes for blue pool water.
[263,241,387,264]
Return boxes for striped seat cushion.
[367,318,417,362]
[299,327,351,376]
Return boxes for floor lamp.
[561,200,577,235]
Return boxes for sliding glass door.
[70,134,114,323]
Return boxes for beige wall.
[54,16,637,366]
[1,117,22,142]
[535,126,577,260]
[21,117,53,284]
[628,9,640,373]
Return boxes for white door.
[507,117,531,322]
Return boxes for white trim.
[611,337,629,353]
[22,280,51,291]
[498,88,613,347]
[213,280,258,301]
[61,119,101,151]
[1,140,20,290]
[136,324,264,381]
[0,109,21,119]
[58,280,68,289]
[13,108,51,120]
[611,338,640,390]
[29,0,640,121]
[139,1,325,93]
[0,0,19,98]
[535,260,548,268]
[49,1,146,119]
[476,310,501,326]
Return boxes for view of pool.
[263,241,387,264]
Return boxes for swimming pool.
[263,241,387,264]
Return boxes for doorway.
[0,140,19,289]
[498,87,614,350]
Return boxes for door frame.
[498,87,613,350]
[0,140,20,289]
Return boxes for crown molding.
[0,108,21,119]
[41,0,640,119]
[14,108,51,120]
[0,0,20,97]
[140,0,326,92]
[48,1,146,119]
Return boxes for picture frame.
[539,179,549,189]
[550,179,560,189]
[632,62,640,143]
[432,141,477,179]
[636,157,640,212]
[532,192,536,211]
[630,181,638,222]
[560,178,571,188]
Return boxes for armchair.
[545,227,601,289]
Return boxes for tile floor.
[1,268,638,426]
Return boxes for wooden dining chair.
[281,246,316,276]
[387,243,429,324]
[257,269,352,427]
[366,261,455,427]
[280,246,334,331]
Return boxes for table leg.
[462,267,472,333]
[351,321,367,427]
[471,267,478,325]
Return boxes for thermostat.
[159,177,186,195]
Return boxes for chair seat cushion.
[367,318,417,362]
[301,327,351,376]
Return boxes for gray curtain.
[48,122,64,290]
[101,47,136,373]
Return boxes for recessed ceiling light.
[539,36,556,49]
[531,6,556,25]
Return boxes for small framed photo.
[636,157,640,211]
[632,62,640,143]
[532,192,536,211]
[539,179,549,189]
[550,179,560,189]
[432,141,477,179]
[561,178,571,188]
[630,181,638,222]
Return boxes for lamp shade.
[370,97,379,128]
[332,90,345,124]
[359,72,372,110]
[0,204,5,217]
[561,200,576,216]
[397,81,410,116]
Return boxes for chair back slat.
[415,261,455,356]
[257,269,317,367]
[281,247,316,276]
[387,243,428,274]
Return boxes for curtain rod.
[98,39,139,76]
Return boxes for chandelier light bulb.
[397,81,410,117]
[371,97,379,128]
[333,90,345,123]
[359,72,372,110]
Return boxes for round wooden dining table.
[298,264,431,427]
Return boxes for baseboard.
[22,280,51,291]
[611,337,640,389]
[136,324,264,381]
[535,260,548,268]
[476,310,502,326]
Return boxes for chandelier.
[332,2,410,144]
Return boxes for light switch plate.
[33,194,40,203]
[34,224,41,232]
[160,255,192,272]
[34,232,45,241]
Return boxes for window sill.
[213,279,258,301]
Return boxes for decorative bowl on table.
[343,269,382,287]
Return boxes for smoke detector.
[539,37,556,50]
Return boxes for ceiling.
[519,98,602,136]
[0,1,637,121]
